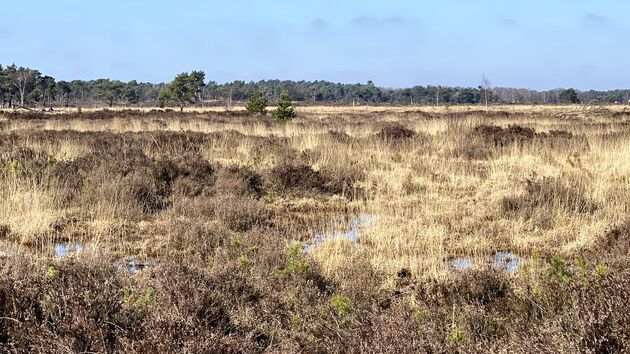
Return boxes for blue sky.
[1,0,628,89]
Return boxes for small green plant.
[330,294,352,317]
[447,324,466,343]
[277,268,291,278]
[532,285,542,296]
[594,263,607,278]
[246,90,267,115]
[574,255,591,287]
[124,287,157,317]
[122,286,133,299]
[575,255,589,272]
[239,255,253,268]
[414,309,431,322]
[123,287,157,312]
[274,92,296,122]
[136,288,156,309]
[391,152,403,163]
[287,243,302,258]
[1,160,19,175]
[290,314,302,324]
[47,154,57,165]
[262,189,275,204]
[548,255,571,282]
[277,243,310,278]
[251,155,263,167]
[46,266,59,279]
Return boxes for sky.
[0,0,629,90]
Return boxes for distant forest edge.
[1,64,629,109]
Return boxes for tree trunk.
[484,90,488,110]
[19,86,25,107]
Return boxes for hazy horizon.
[1,0,628,90]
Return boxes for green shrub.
[46,266,59,279]
[277,243,310,278]
[274,92,296,122]
[239,255,253,268]
[548,255,572,282]
[330,294,352,317]
[447,325,466,344]
[246,90,267,115]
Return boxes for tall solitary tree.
[160,72,201,111]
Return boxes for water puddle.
[114,257,153,274]
[446,252,526,272]
[54,243,84,257]
[304,214,374,252]
[494,252,524,272]
[449,257,474,270]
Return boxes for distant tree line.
[1,63,628,109]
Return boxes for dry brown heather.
[0,106,629,352]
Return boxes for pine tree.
[246,90,267,115]
[274,92,296,122]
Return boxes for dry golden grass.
[0,177,60,244]
[2,105,630,352]
[1,105,629,278]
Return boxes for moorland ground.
[0,105,629,352]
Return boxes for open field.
[1,106,629,352]
[11,103,630,114]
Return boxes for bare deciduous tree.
[12,67,37,107]
[480,75,491,109]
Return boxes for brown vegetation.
[0,106,629,352]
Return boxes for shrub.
[269,161,339,195]
[213,194,270,232]
[472,124,535,148]
[328,130,352,143]
[0,224,10,238]
[502,174,597,218]
[330,294,352,317]
[375,122,416,141]
[277,243,310,277]
[213,165,264,199]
